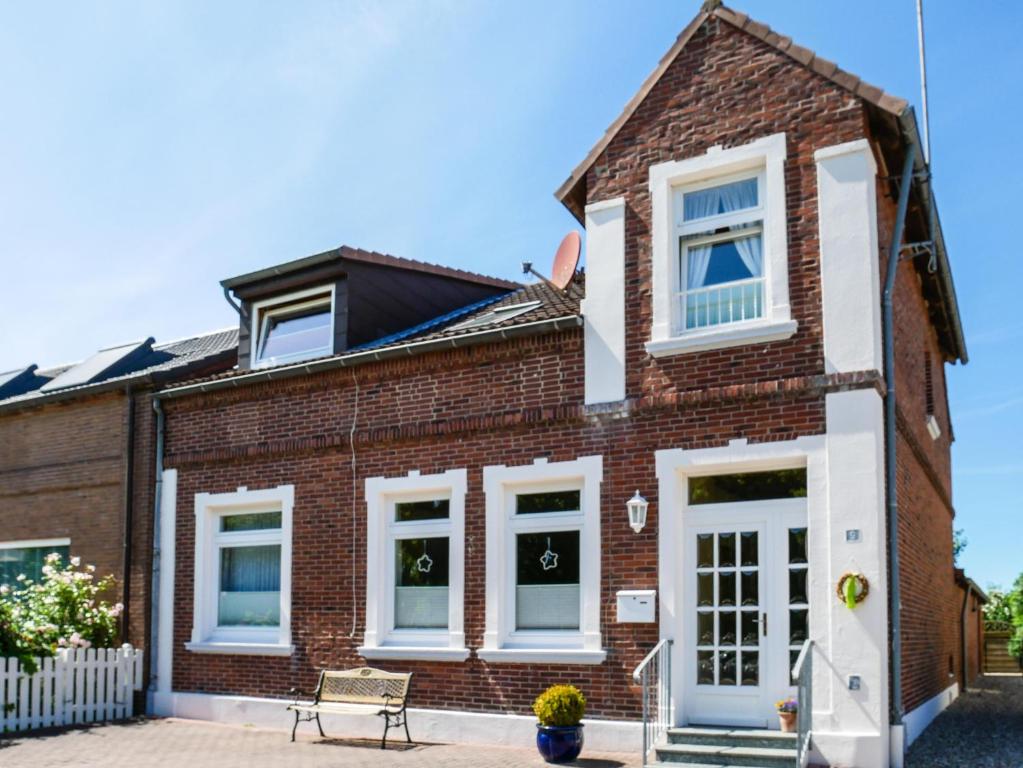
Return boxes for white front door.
[682,499,807,728]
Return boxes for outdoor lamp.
[627,490,648,533]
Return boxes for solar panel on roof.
[39,339,154,392]
[0,366,42,399]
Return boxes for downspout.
[120,385,136,644]
[147,396,165,701]
[884,142,917,728]
[960,581,975,693]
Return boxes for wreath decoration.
[836,572,869,608]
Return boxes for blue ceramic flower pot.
[536,724,585,763]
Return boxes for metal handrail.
[633,638,673,766]
[792,639,814,768]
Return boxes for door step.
[655,727,797,767]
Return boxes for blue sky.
[1,2,1020,589]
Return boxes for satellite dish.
[551,231,581,290]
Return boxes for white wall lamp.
[627,491,648,533]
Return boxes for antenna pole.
[916,0,930,165]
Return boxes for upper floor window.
[646,133,796,357]
[677,173,765,331]
[252,286,334,368]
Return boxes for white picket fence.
[1,644,143,733]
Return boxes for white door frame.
[682,500,806,727]
[655,436,827,728]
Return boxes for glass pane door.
[694,529,761,689]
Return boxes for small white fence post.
[0,646,143,734]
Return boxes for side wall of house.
[871,126,962,717]
[0,393,144,642]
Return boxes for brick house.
[0,330,237,656]
[146,4,979,767]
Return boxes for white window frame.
[360,469,468,662]
[251,284,335,369]
[646,132,796,357]
[186,485,294,656]
[479,456,605,665]
[0,538,72,583]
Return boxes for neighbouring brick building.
[0,330,237,657]
[144,4,978,767]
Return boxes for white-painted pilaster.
[153,469,177,710]
[812,388,890,768]
[815,140,882,375]
[582,197,626,405]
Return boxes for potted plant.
[533,684,586,763]
[776,698,798,732]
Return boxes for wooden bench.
[287,667,412,748]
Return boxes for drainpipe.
[120,385,136,645]
[884,142,917,728]
[147,396,165,701]
[960,581,975,693]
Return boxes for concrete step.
[667,727,796,750]
[655,742,796,768]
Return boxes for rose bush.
[0,553,122,673]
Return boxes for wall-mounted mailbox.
[616,589,656,623]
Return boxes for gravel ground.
[905,674,1023,768]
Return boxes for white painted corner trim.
[815,137,883,375]
[646,132,794,357]
[482,456,604,661]
[362,468,467,660]
[582,197,626,405]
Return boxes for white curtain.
[516,584,580,630]
[683,189,719,290]
[719,179,763,277]
[219,545,281,626]
[395,586,449,628]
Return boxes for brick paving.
[905,674,1023,768]
[0,717,639,768]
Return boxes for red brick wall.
[165,332,831,719]
[0,392,137,636]
[583,17,869,400]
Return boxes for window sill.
[645,319,797,358]
[476,648,607,665]
[184,641,294,657]
[357,646,471,662]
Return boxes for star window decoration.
[539,536,559,572]
[416,551,433,574]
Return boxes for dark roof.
[222,245,519,293]
[0,328,239,410]
[552,0,966,365]
[159,277,583,398]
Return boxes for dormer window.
[252,286,334,368]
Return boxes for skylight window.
[449,301,540,332]
[253,287,334,368]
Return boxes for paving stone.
[0,716,640,768]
